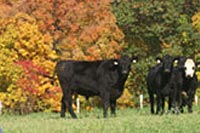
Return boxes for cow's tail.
[50,67,57,85]
[36,63,58,85]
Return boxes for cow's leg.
[179,98,185,113]
[65,93,77,118]
[101,92,110,118]
[161,97,165,114]
[176,90,182,115]
[156,94,161,114]
[150,94,155,114]
[171,90,177,114]
[187,79,197,113]
[168,96,172,113]
[60,81,77,118]
[61,96,66,117]
[187,93,194,113]
[110,99,116,117]
[148,90,154,114]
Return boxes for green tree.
[112,0,200,106]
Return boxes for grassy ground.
[1,106,200,133]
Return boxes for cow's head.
[113,55,137,75]
[175,56,199,79]
[156,55,178,73]
[184,58,196,78]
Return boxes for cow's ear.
[109,60,119,70]
[113,60,119,66]
[173,57,179,67]
[132,57,138,63]
[196,62,200,69]
[156,57,162,64]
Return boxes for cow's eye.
[192,67,195,70]
[184,67,187,70]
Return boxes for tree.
[0,0,126,113]
[112,0,200,106]
[11,0,124,60]
[0,13,59,114]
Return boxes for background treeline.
[0,0,199,114]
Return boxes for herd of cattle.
[52,55,199,118]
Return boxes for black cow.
[164,57,199,113]
[147,55,178,114]
[55,55,137,118]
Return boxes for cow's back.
[73,61,102,80]
[56,60,74,79]
[56,60,102,79]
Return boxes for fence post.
[195,95,198,106]
[140,94,143,109]
[76,98,80,113]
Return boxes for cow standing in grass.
[147,55,178,114]
[55,55,137,118]
[164,57,199,114]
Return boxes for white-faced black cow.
[164,56,199,114]
[55,55,137,118]
[147,55,178,114]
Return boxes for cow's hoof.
[72,117,77,119]
[180,109,184,113]
[166,110,172,114]
[160,110,165,115]
[111,113,116,117]
[60,114,65,118]
[175,110,180,115]
[188,109,193,113]
[71,115,78,119]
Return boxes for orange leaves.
[1,0,124,61]
[60,1,124,60]
[0,0,126,113]
[70,23,80,33]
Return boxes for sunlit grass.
[1,106,200,133]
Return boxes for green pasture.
[1,106,200,133]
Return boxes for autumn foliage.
[1,0,199,114]
[0,0,125,114]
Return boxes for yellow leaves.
[18,48,29,57]
[14,12,36,25]
[0,12,56,62]
[0,49,23,93]
[48,51,59,60]
[192,12,200,32]
[197,72,200,81]
[117,89,135,109]
[182,31,187,37]
[0,13,59,114]
[0,92,6,101]
[39,82,52,94]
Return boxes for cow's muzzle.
[122,70,128,74]
[186,75,193,79]
[164,69,170,73]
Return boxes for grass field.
[1,106,200,133]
